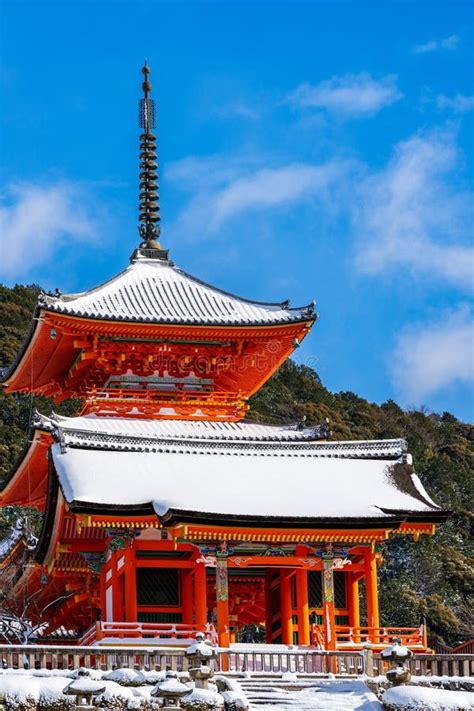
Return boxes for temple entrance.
[207,570,266,643]
[205,567,354,646]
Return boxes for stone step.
[230,676,381,710]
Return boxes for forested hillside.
[0,283,472,644]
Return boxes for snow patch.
[383,685,474,709]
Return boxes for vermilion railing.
[80,621,217,645]
[86,387,240,404]
[311,624,427,650]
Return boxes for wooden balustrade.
[371,653,474,678]
[433,639,474,655]
[0,645,191,673]
[0,645,364,676]
[79,621,217,645]
[0,644,472,679]
[218,649,365,675]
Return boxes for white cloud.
[353,128,474,291]
[167,157,349,235]
[414,34,460,53]
[436,94,474,114]
[392,306,474,403]
[206,162,345,229]
[215,102,260,121]
[0,181,101,280]
[286,73,402,116]
[166,154,253,192]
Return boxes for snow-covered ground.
[0,668,473,710]
[383,684,474,709]
[239,677,382,710]
[0,667,247,708]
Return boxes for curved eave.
[60,495,448,529]
[63,497,408,530]
[2,305,314,395]
[35,457,61,565]
[380,508,451,524]
[0,428,52,509]
[0,303,42,387]
[160,508,406,529]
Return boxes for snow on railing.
[370,652,474,678]
[80,621,217,645]
[218,648,365,675]
[0,644,472,677]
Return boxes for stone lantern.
[381,637,413,686]
[63,669,106,709]
[186,631,217,690]
[151,670,190,709]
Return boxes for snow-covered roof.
[51,438,441,523]
[35,412,405,458]
[0,520,25,560]
[0,519,37,561]
[38,256,314,326]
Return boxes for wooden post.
[111,552,123,621]
[363,644,374,677]
[365,551,380,639]
[265,570,273,643]
[181,569,193,624]
[322,559,336,652]
[296,569,310,646]
[124,546,137,622]
[194,562,207,628]
[100,564,107,621]
[348,573,360,629]
[280,571,293,645]
[216,552,230,647]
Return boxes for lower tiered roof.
[12,412,445,528]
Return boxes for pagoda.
[0,64,447,651]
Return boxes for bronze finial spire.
[138,61,165,255]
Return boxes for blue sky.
[1,0,473,421]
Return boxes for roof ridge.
[38,263,134,306]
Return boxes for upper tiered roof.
[0,256,315,408]
[37,255,314,326]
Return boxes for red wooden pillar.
[194,562,207,629]
[216,554,230,647]
[181,570,193,624]
[264,570,273,643]
[348,573,360,629]
[296,569,310,646]
[100,564,107,620]
[111,552,123,621]
[124,546,137,622]
[280,571,293,645]
[365,550,380,638]
[322,559,336,651]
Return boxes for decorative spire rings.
[138,62,162,251]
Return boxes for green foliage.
[250,360,474,645]
[0,285,472,645]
